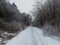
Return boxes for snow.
[5,27,60,45]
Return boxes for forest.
[0,0,60,45]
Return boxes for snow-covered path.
[5,27,60,45]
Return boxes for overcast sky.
[10,0,46,14]
[10,0,35,14]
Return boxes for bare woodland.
[0,0,60,45]
[33,0,60,38]
[0,0,32,45]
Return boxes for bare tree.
[33,0,60,38]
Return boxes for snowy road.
[6,27,60,45]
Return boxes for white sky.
[10,0,46,14]
[10,0,35,14]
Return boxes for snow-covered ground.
[5,27,60,45]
